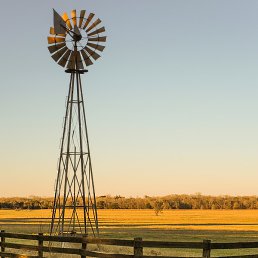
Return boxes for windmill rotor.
[48,9,106,70]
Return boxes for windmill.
[47,9,106,236]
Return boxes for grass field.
[1,209,258,256]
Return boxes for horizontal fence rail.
[1,230,258,258]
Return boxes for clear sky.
[1,0,258,197]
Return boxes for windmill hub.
[73,33,82,42]
[65,29,88,51]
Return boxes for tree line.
[1,194,258,210]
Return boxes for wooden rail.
[1,230,258,258]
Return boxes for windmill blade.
[62,12,72,30]
[87,42,105,52]
[48,43,66,54]
[79,10,86,28]
[84,46,101,60]
[51,46,68,62]
[71,10,77,26]
[75,52,84,70]
[48,36,66,44]
[73,25,81,37]
[83,13,95,29]
[87,26,105,37]
[50,27,66,37]
[80,50,93,66]
[66,52,76,69]
[56,33,66,37]
[58,49,71,67]
[86,18,101,33]
[53,9,67,34]
[50,27,55,35]
[88,36,107,42]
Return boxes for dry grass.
[98,209,258,231]
[1,209,258,256]
[1,209,258,231]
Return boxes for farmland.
[2,209,258,256]
[1,209,258,240]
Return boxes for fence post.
[81,234,88,258]
[134,237,143,257]
[38,233,43,258]
[1,230,5,258]
[202,240,211,258]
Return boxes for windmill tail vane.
[47,9,107,236]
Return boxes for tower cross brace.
[50,68,99,236]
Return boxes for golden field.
[2,209,258,256]
[1,209,258,232]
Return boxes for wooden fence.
[1,230,258,258]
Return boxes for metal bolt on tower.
[47,9,107,236]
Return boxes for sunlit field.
[1,209,258,239]
[2,209,258,256]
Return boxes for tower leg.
[50,71,99,236]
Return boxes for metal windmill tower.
[47,9,106,236]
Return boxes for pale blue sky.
[1,1,258,197]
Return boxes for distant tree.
[97,200,106,209]
[233,202,241,209]
[110,202,120,209]
[162,200,171,209]
[2,194,258,210]
[153,201,163,216]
